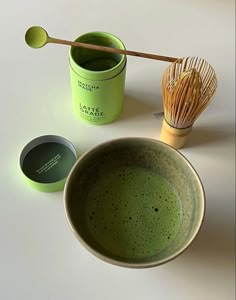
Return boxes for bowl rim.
[64,137,205,268]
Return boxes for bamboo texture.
[50,38,179,63]
[162,57,217,129]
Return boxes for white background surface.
[0,0,235,299]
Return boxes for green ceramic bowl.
[64,138,205,268]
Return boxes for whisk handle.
[160,119,192,149]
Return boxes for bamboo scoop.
[160,57,217,149]
[25,26,179,63]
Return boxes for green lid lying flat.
[20,135,77,192]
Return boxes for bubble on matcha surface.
[84,166,182,258]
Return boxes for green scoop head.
[25,26,49,48]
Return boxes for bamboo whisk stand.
[160,119,192,149]
[160,57,217,149]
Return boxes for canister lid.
[19,135,77,192]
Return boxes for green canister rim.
[69,31,126,81]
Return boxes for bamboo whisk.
[160,57,217,149]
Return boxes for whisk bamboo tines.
[160,57,217,149]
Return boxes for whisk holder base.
[160,119,192,149]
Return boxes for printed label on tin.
[78,80,100,92]
[36,154,61,174]
[79,103,105,122]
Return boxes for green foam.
[85,166,182,259]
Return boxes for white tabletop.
[0,0,235,299]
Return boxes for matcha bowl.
[64,138,205,268]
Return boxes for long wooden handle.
[48,37,179,63]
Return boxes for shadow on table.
[186,122,235,148]
[151,212,235,274]
[118,93,162,121]
[148,213,235,300]
[184,218,234,268]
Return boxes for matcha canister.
[69,32,127,125]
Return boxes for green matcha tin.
[69,32,127,125]
[20,135,77,192]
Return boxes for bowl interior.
[65,138,204,267]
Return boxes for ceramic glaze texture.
[65,138,205,267]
